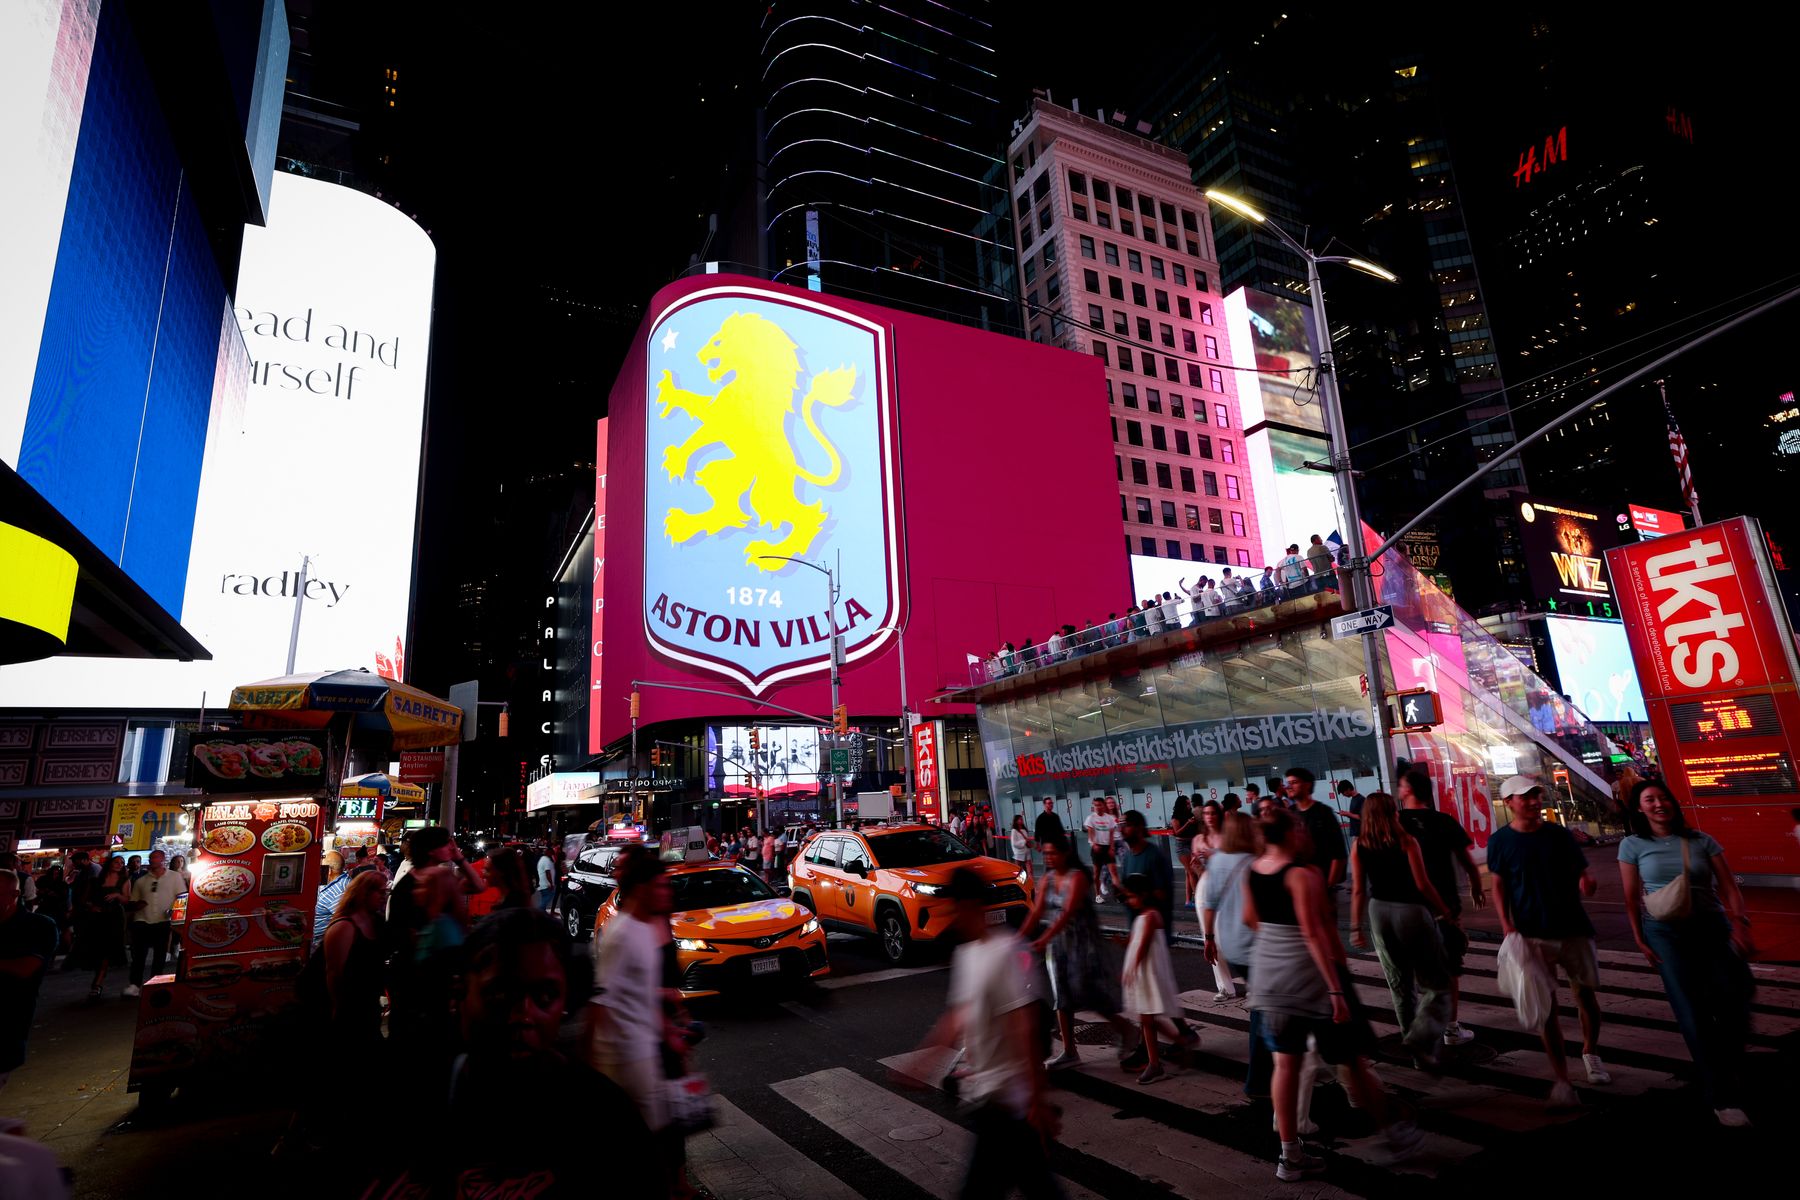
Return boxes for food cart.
[127,669,464,1107]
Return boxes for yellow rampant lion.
[656,310,856,570]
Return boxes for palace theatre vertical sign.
[1607,516,1800,880]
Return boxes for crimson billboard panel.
[594,275,1128,751]
[1606,515,1800,877]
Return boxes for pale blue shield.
[642,287,900,693]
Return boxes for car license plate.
[985,909,1008,926]
[750,956,782,976]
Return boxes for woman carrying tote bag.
[1618,779,1756,1127]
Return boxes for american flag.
[1664,392,1698,516]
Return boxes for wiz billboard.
[1607,516,1800,878]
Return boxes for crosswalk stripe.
[814,964,949,990]
[1454,937,1800,987]
[769,1067,1107,1200]
[689,1096,867,1200]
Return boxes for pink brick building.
[1006,100,1263,574]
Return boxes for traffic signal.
[833,704,849,734]
[629,690,641,719]
[650,747,663,767]
[748,727,761,755]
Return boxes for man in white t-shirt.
[1277,544,1308,592]
[1159,591,1180,631]
[1084,799,1120,900]
[1144,597,1166,637]
[590,851,673,1132]
[123,850,177,997]
[536,849,556,913]
[910,867,1056,1199]
[1180,577,1208,628]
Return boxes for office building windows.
[1203,470,1219,496]
[1190,543,1206,561]
[1136,316,1152,341]
[1185,504,1202,530]
[1151,425,1167,451]
[1131,282,1147,306]
[1200,302,1214,326]
[1113,310,1128,336]
[1204,335,1219,358]
[1127,249,1142,273]
[1236,548,1251,567]
[1197,434,1213,458]
[1175,428,1190,455]
[1182,330,1197,353]
[1160,323,1175,347]
[1084,268,1100,292]
[1141,350,1157,375]
[1220,438,1235,463]
[1208,507,1224,534]
[1180,467,1196,493]
[1213,545,1229,564]
[1150,257,1165,280]
[1225,474,1240,500]
[1080,235,1096,259]
[1109,276,1124,300]
[1093,180,1111,202]
[1092,341,1109,365]
[1145,388,1162,414]
[1142,537,1158,555]
[1210,371,1226,394]
[1088,304,1104,329]
[1154,289,1170,313]
[1161,501,1177,528]
[1069,170,1087,195]
[1231,511,1247,537]
[1045,275,1060,301]
[1121,383,1138,408]
[1073,202,1088,222]
[1135,497,1152,524]
[1126,420,1143,446]
[1130,458,1148,485]
[1213,399,1228,424]
[1166,539,1182,558]
[1155,463,1172,489]
[1187,363,1203,386]
[1170,394,1185,418]
[1177,296,1193,319]
[1164,357,1179,381]
[1104,242,1120,266]
[1173,264,1187,286]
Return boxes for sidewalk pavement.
[0,959,289,1199]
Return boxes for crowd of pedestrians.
[945,760,1763,1189]
[978,533,1344,680]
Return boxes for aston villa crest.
[642,286,902,694]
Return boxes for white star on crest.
[661,329,679,351]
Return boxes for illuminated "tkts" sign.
[1514,126,1568,188]
[1646,537,1745,688]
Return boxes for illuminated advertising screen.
[716,725,820,790]
[595,274,1129,750]
[1543,616,1647,722]
[1515,497,1624,612]
[1225,288,1335,565]
[642,287,901,694]
[590,419,609,754]
[1607,516,1800,878]
[0,175,435,708]
[1626,503,1686,540]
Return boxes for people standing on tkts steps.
[1486,776,1610,1107]
[1084,798,1120,901]
[1396,769,1485,1048]
[1619,779,1757,1127]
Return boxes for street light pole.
[1207,190,1398,789]
[758,554,843,824]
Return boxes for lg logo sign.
[1645,537,1744,688]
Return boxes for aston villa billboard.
[592,275,1130,752]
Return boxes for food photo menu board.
[186,796,324,974]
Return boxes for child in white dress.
[1122,873,1200,1084]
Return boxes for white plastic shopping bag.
[1496,932,1554,1030]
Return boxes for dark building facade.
[759,1,1019,333]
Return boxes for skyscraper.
[1005,99,1262,570]
[759,1,1018,333]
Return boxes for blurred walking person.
[1396,768,1485,1047]
[1200,813,1269,1097]
[537,844,557,913]
[0,871,57,1090]
[1026,832,1138,1069]
[910,866,1058,1200]
[1121,873,1198,1085]
[1245,808,1421,1181]
[1620,780,1756,1126]
[85,855,129,999]
[1348,793,1455,1067]
[1009,814,1034,883]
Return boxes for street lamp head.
[1342,257,1399,283]
[1204,189,1267,224]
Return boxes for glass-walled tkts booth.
[979,630,1384,840]
[1375,533,1626,843]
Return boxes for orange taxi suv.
[788,822,1032,964]
[593,856,829,999]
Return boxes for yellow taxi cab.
[593,857,829,999]
[788,822,1031,965]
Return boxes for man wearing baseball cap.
[1485,775,1608,1107]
